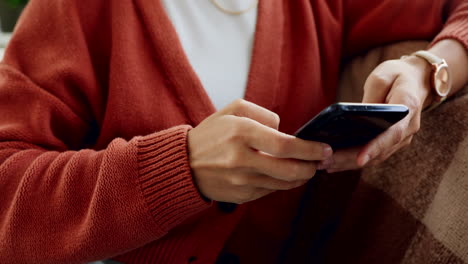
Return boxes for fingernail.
[323,144,333,158]
[317,158,333,170]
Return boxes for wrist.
[428,39,468,97]
[400,55,433,109]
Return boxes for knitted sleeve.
[343,0,468,57]
[0,0,210,263]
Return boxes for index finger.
[222,99,280,130]
[242,119,332,161]
[357,119,410,166]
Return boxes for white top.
[161,0,258,110]
[0,33,12,60]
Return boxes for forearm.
[429,0,468,98]
[430,39,468,97]
[404,39,468,109]
[0,126,209,262]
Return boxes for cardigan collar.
[134,0,284,125]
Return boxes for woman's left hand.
[318,56,432,173]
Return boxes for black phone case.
[294,103,409,149]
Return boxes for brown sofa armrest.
[336,40,468,263]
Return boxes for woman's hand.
[318,56,432,173]
[188,99,333,204]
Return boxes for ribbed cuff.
[135,125,211,234]
[431,16,468,50]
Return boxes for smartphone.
[294,103,409,149]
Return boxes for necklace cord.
[209,0,259,15]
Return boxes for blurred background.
[0,0,27,59]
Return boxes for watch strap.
[412,50,444,65]
[409,50,450,112]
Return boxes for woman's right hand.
[188,99,333,204]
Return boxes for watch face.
[435,65,451,97]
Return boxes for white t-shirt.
[161,0,258,110]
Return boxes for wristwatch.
[412,50,452,112]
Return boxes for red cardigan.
[0,0,466,263]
